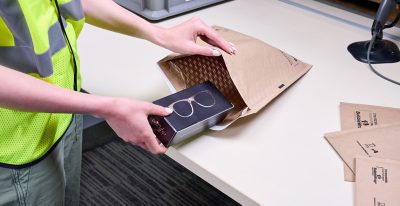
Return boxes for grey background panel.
[113,0,230,21]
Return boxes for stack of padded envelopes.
[325,102,400,206]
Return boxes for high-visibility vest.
[0,0,85,167]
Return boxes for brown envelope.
[340,103,400,182]
[356,157,400,206]
[340,102,400,130]
[325,123,400,174]
[158,26,312,129]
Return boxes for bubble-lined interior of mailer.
[166,55,247,123]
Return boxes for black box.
[149,81,234,147]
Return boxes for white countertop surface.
[78,0,400,205]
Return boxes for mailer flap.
[213,26,312,112]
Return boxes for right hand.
[157,17,236,56]
[100,98,172,154]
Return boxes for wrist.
[149,25,169,48]
[89,96,117,119]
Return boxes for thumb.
[190,44,222,57]
[147,103,173,116]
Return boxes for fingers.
[105,98,169,154]
[188,45,222,57]
[136,140,166,154]
[194,19,236,55]
[130,133,167,154]
[137,142,147,150]
[144,135,167,154]
[163,17,236,56]
[146,103,173,117]
[137,103,169,154]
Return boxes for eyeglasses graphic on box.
[168,90,216,118]
[149,81,234,147]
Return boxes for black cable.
[53,0,78,91]
[367,33,400,86]
[383,5,400,29]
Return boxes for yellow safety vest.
[0,0,84,167]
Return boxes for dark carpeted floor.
[80,120,239,206]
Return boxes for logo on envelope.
[372,166,388,184]
[354,110,378,128]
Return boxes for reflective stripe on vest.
[0,0,84,77]
[59,0,85,20]
[0,0,84,167]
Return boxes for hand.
[101,98,172,154]
[158,17,237,56]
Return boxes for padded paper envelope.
[325,123,400,174]
[340,102,400,130]
[158,26,312,129]
[340,102,400,182]
[356,157,400,206]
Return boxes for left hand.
[157,17,236,56]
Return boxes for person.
[0,0,236,205]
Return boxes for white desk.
[78,0,400,205]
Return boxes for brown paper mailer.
[339,102,400,182]
[325,123,400,176]
[157,26,312,130]
[340,102,400,130]
[355,157,400,206]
